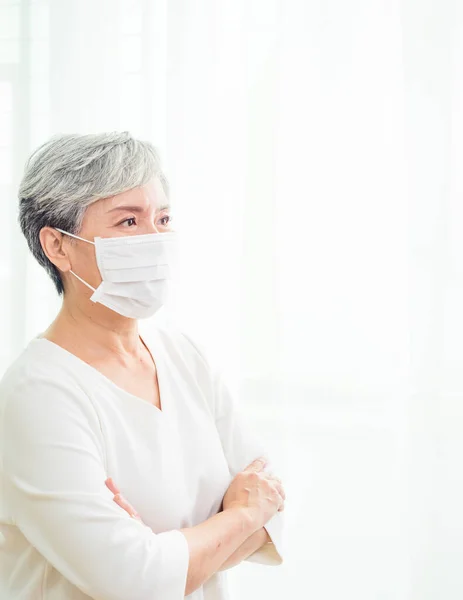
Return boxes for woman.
[0,132,285,600]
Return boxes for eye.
[158,215,173,228]
[120,217,137,227]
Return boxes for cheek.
[69,244,102,287]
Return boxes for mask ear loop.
[69,270,97,292]
[55,228,97,292]
[55,227,95,245]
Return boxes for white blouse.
[0,323,284,600]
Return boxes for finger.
[272,480,286,501]
[244,457,268,473]
[113,493,140,519]
[114,494,140,519]
[105,477,120,495]
[263,474,286,499]
[265,474,282,485]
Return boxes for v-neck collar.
[32,330,167,417]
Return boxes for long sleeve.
[1,375,189,600]
[211,371,285,566]
[178,330,285,567]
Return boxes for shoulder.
[141,321,226,414]
[1,338,85,393]
[0,339,98,429]
[142,321,214,374]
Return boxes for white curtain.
[1,0,462,598]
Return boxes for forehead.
[95,178,168,215]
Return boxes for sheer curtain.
[1,0,462,598]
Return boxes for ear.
[39,227,72,273]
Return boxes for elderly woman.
[0,132,285,600]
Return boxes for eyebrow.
[108,203,171,214]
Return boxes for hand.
[222,457,286,530]
[105,477,144,523]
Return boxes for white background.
[1,0,463,598]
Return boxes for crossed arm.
[218,528,271,570]
[3,355,284,598]
[105,477,272,572]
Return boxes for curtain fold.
[1,0,462,598]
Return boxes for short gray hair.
[19,131,169,294]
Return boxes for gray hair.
[18,131,169,294]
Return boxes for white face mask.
[56,228,177,319]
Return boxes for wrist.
[224,505,260,536]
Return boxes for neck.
[45,294,142,358]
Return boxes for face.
[80,177,172,241]
[42,177,172,295]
